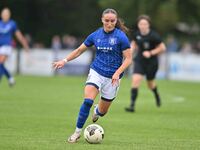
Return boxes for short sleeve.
[12,20,18,33]
[84,32,95,47]
[153,31,162,45]
[120,33,130,51]
[132,31,137,41]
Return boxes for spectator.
[166,35,179,53]
[51,35,62,50]
[180,42,193,54]
[62,34,78,49]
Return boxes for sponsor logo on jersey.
[97,46,113,52]
[0,24,11,34]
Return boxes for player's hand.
[52,60,65,69]
[112,72,120,86]
[143,51,151,58]
[24,49,30,56]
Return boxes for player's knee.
[147,81,155,89]
[132,79,142,88]
[84,91,96,100]
[132,81,140,88]
[84,86,98,99]
[0,58,4,63]
[0,56,7,63]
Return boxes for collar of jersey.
[139,30,151,37]
[102,28,115,34]
[0,20,10,24]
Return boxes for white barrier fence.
[5,49,92,76]
[5,49,200,81]
[167,53,200,81]
[19,49,54,76]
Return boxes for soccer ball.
[84,124,104,144]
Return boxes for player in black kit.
[125,15,166,112]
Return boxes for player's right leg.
[125,73,143,112]
[0,64,3,81]
[0,47,15,86]
[146,62,160,107]
[68,85,99,143]
[68,69,100,143]
[147,80,161,107]
[0,55,6,81]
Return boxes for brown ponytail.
[116,18,129,34]
[102,8,129,34]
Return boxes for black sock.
[152,86,161,106]
[130,88,138,108]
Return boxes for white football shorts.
[0,45,12,56]
[86,69,121,101]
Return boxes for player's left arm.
[117,48,132,74]
[150,42,166,56]
[112,48,132,85]
[15,30,29,51]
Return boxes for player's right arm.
[53,43,88,69]
[15,30,29,51]
[53,30,95,69]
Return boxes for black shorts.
[133,60,158,80]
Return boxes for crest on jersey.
[109,38,117,45]
[143,42,150,49]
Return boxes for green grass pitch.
[0,76,199,150]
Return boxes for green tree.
[98,0,200,36]
[1,0,101,46]
[1,0,200,45]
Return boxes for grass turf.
[0,76,199,150]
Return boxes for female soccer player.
[0,7,29,86]
[53,8,132,143]
[125,15,166,112]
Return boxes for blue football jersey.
[84,27,130,78]
[0,19,18,46]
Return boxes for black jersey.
[132,30,162,62]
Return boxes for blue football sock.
[0,64,4,80]
[96,107,105,117]
[76,98,94,129]
[2,64,11,79]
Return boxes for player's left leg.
[92,77,119,122]
[92,99,112,122]
[147,80,161,107]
